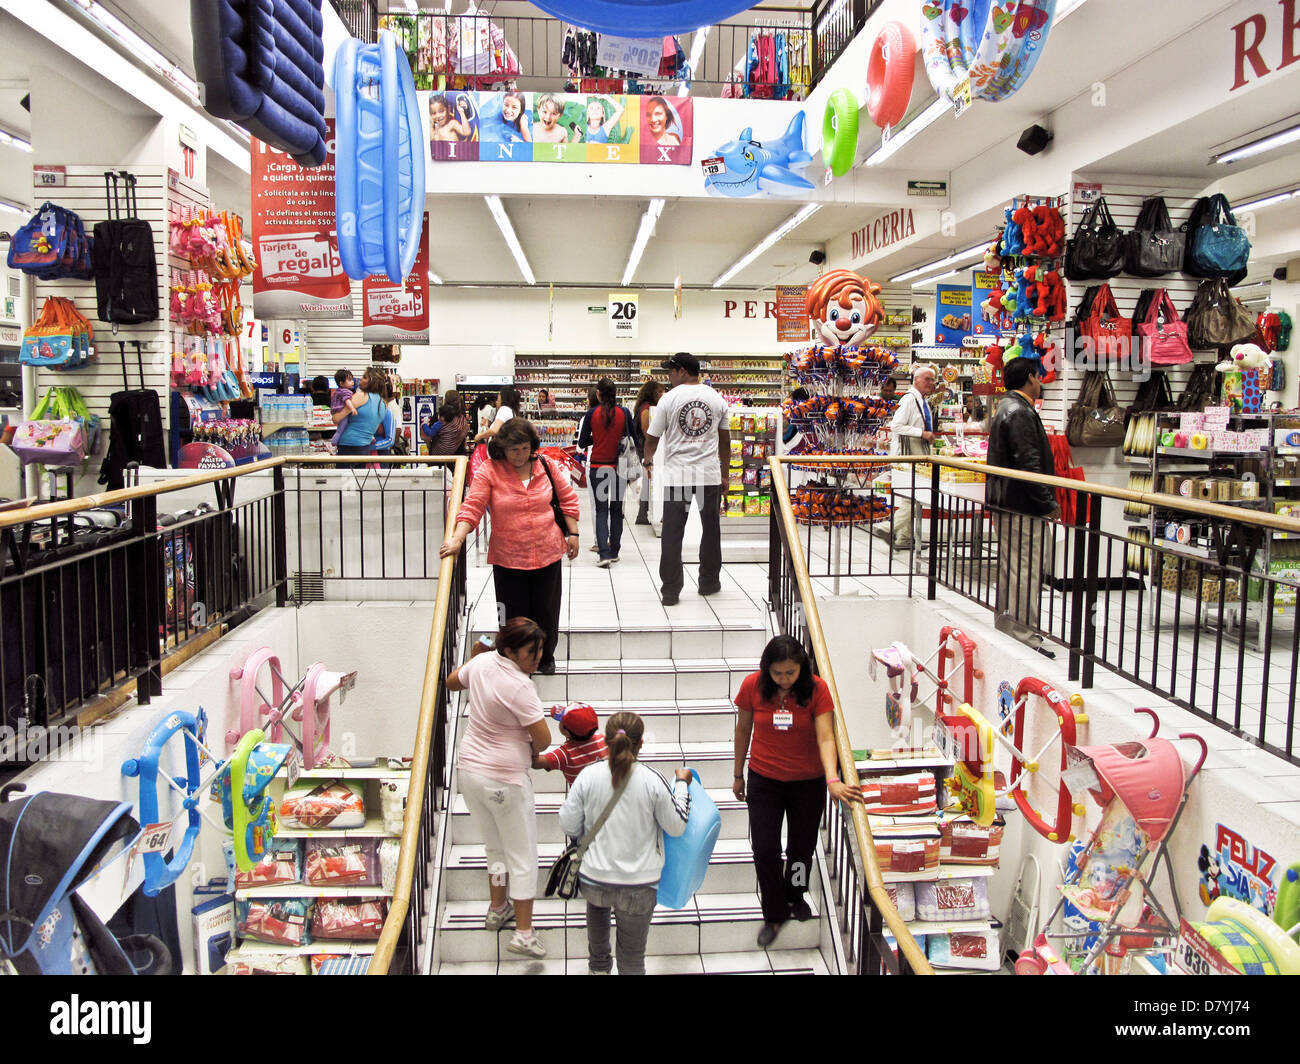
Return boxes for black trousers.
[746,768,825,923]
[493,560,563,666]
[659,482,722,597]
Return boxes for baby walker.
[869,626,982,752]
[1016,708,1208,975]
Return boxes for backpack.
[6,202,94,280]
[92,171,159,326]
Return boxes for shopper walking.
[643,353,730,605]
[473,386,522,444]
[987,358,1059,653]
[441,418,580,675]
[578,377,635,567]
[888,365,938,551]
[558,712,692,975]
[445,618,554,958]
[733,635,862,948]
[632,380,664,525]
[333,368,387,457]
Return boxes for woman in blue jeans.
[559,712,691,974]
[577,378,635,567]
[332,368,389,456]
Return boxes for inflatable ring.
[980,0,1056,101]
[821,88,859,177]
[921,0,1056,104]
[1205,896,1300,974]
[867,21,916,128]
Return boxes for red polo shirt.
[735,672,833,781]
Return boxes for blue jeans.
[590,465,626,560]
[580,877,658,975]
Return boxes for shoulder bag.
[1137,289,1194,366]
[616,408,642,484]
[1067,372,1125,448]
[544,772,632,899]
[538,455,572,539]
[1065,196,1125,281]
[1125,197,1184,277]
[1176,363,1218,411]
[1077,283,1131,360]
[1186,194,1251,280]
[1185,279,1256,349]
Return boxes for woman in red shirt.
[577,377,634,567]
[733,635,863,947]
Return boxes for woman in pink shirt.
[446,618,554,958]
[440,418,580,675]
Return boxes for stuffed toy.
[1045,270,1066,320]
[1037,205,1065,257]
[1002,206,1024,256]
[1219,342,1270,372]
[1013,266,1035,320]
[1013,202,1034,255]
[982,285,1005,324]
[984,342,1005,372]
[985,240,1002,273]
[1035,331,1059,384]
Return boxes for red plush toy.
[1037,206,1064,257]
[982,286,1005,325]
[1044,270,1066,320]
[1035,332,1059,384]
[1013,203,1034,255]
[984,342,1005,372]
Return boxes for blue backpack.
[6,202,94,281]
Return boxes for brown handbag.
[1067,371,1125,447]
[1186,279,1256,349]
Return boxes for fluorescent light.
[404,0,420,10]
[621,198,665,287]
[0,198,30,216]
[678,28,710,97]
[0,129,32,153]
[1235,188,1300,212]
[427,270,443,285]
[890,243,987,284]
[69,0,200,99]
[913,268,958,288]
[865,98,949,166]
[713,204,821,288]
[484,195,535,285]
[1214,121,1300,164]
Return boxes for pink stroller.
[1016,708,1207,975]
[229,648,357,769]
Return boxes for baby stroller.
[1016,708,1207,975]
[0,786,172,974]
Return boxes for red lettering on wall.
[764,301,777,319]
[1231,12,1271,89]
[1282,0,1300,69]
[724,300,737,317]
[744,301,757,318]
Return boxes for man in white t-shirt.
[644,353,731,606]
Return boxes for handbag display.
[1065,196,1125,281]
[544,772,631,899]
[1067,372,1125,448]
[1175,363,1219,411]
[1076,284,1131,360]
[1124,196,1184,277]
[1136,289,1194,366]
[1184,194,1251,281]
[20,296,95,369]
[1185,279,1256,349]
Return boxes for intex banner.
[251,119,353,320]
[363,214,430,344]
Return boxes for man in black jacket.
[987,358,1059,651]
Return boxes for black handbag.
[538,455,571,539]
[544,773,631,899]
[1125,197,1184,277]
[1065,196,1125,281]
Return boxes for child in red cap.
[533,702,608,787]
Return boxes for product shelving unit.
[513,352,788,406]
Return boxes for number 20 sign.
[608,293,640,339]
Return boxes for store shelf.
[855,752,954,772]
[882,864,997,885]
[296,766,411,780]
[1156,446,1216,459]
[236,884,390,899]
[275,817,398,839]
[906,918,1001,936]
[1123,454,1154,464]
[230,940,377,957]
[1154,538,1213,561]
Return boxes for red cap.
[550,702,598,738]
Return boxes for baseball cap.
[660,352,700,376]
[550,702,599,738]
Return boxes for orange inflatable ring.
[866,21,916,129]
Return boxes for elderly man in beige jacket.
[888,365,938,551]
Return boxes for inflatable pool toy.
[920,0,1057,104]
[821,89,859,177]
[1196,896,1300,974]
[704,112,816,197]
[334,30,426,282]
[805,270,885,347]
[530,0,755,36]
[866,21,916,128]
[658,769,721,909]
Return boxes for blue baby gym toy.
[190,0,329,166]
[658,769,721,909]
[334,30,426,283]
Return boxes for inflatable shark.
[704,111,816,197]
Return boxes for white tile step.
[434,949,828,976]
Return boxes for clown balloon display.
[805,270,886,347]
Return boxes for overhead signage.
[363,213,430,344]
[908,180,947,197]
[849,208,917,262]
[1229,3,1300,90]
[775,285,810,343]
[609,292,639,338]
[251,119,352,320]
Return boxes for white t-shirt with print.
[646,383,729,488]
[491,406,514,430]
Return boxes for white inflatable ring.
[1206,896,1300,974]
[866,21,916,129]
[920,0,1056,104]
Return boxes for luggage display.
[99,341,166,490]
[92,171,160,327]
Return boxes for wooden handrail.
[767,456,934,975]
[368,455,468,974]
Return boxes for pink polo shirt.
[456,651,546,786]
[456,455,581,569]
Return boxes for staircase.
[433,620,836,974]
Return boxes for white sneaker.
[484,901,514,931]
[596,557,613,568]
[507,931,547,958]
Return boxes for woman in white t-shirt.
[445,617,553,958]
[473,385,520,443]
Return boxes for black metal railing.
[330,0,380,43]
[810,0,879,89]
[378,12,813,99]
[770,455,1300,768]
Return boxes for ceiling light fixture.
[713,204,821,288]
[1234,187,1300,212]
[622,198,665,287]
[0,198,31,216]
[68,0,201,100]
[484,195,535,285]
[0,128,32,153]
[678,28,710,97]
[865,98,949,166]
[1213,120,1300,165]
[912,268,958,288]
[890,243,987,284]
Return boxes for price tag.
[701,156,724,178]
[881,123,892,146]
[285,749,302,788]
[139,822,174,855]
[953,80,973,119]
[33,165,65,188]
[824,167,834,186]
[595,34,663,76]
[1176,918,1240,975]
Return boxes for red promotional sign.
[251,119,353,320]
[362,213,430,344]
[776,285,810,343]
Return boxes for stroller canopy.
[1065,738,1189,842]
[0,792,137,958]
